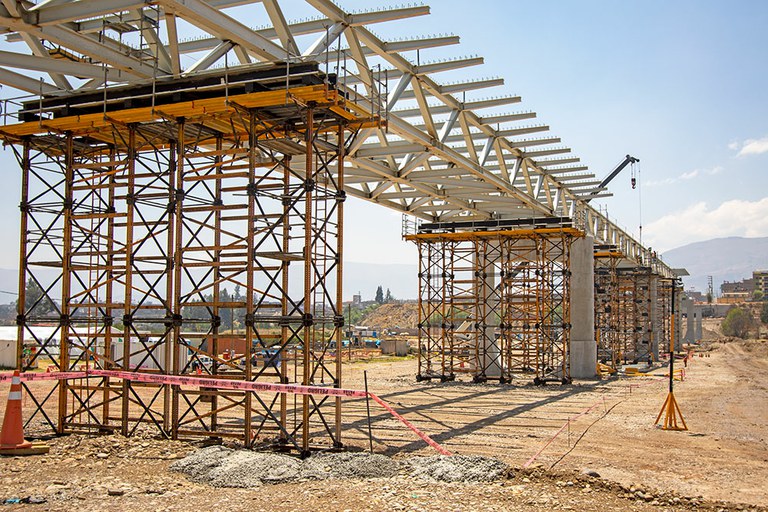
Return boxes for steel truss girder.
[0,0,672,275]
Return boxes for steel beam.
[159,0,290,61]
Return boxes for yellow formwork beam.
[404,226,584,242]
[0,85,378,140]
[594,250,624,258]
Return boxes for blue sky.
[0,0,766,273]
[342,0,768,263]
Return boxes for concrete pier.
[682,296,695,344]
[569,236,597,379]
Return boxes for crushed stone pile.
[301,452,400,480]
[404,455,508,482]
[170,447,508,488]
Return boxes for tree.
[761,302,768,325]
[754,290,764,302]
[721,307,755,339]
[220,288,233,332]
[234,285,242,302]
[17,278,57,316]
[374,285,384,304]
[385,288,393,303]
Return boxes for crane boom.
[584,154,639,203]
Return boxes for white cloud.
[644,197,768,252]
[679,170,699,180]
[707,166,723,175]
[730,136,768,157]
[645,166,720,187]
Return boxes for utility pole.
[655,278,687,430]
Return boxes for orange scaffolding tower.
[2,66,380,454]
[407,227,579,384]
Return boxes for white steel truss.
[0,0,671,275]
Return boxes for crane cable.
[634,159,643,246]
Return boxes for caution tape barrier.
[0,371,87,382]
[368,393,451,456]
[523,376,667,468]
[0,369,450,455]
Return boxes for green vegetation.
[19,278,57,316]
[721,307,755,339]
[761,302,768,325]
[346,302,380,326]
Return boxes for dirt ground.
[360,302,419,330]
[1,331,766,511]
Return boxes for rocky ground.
[1,432,763,511]
[1,333,766,511]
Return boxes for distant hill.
[661,236,768,293]
[360,302,419,330]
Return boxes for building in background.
[753,271,768,298]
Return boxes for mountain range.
[661,236,768,293]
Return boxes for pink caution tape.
[369,392,452,456]
[0,369,451,455]
[88,369,369,398]
[0,371,88,382]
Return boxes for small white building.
[0,339,15,368]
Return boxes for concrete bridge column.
[569,235,597,379]
[682,296,695,344]
[673,287,683,352]
[694,305,703,342]
[478,246,501,380]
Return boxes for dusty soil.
[1,335,766,511]
[360,302,419,330]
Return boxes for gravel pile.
[302,452,400,479]
[171,448,509,488]
[209,451,302,487]
[169,445,234,482]
[405,455,508,483]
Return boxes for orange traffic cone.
[0,371,48,456]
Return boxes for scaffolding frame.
[594,252,621,368]
[6,75,378,454]
[657,280,674,356]
[615,268,653,365]
[408,228,578,384]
